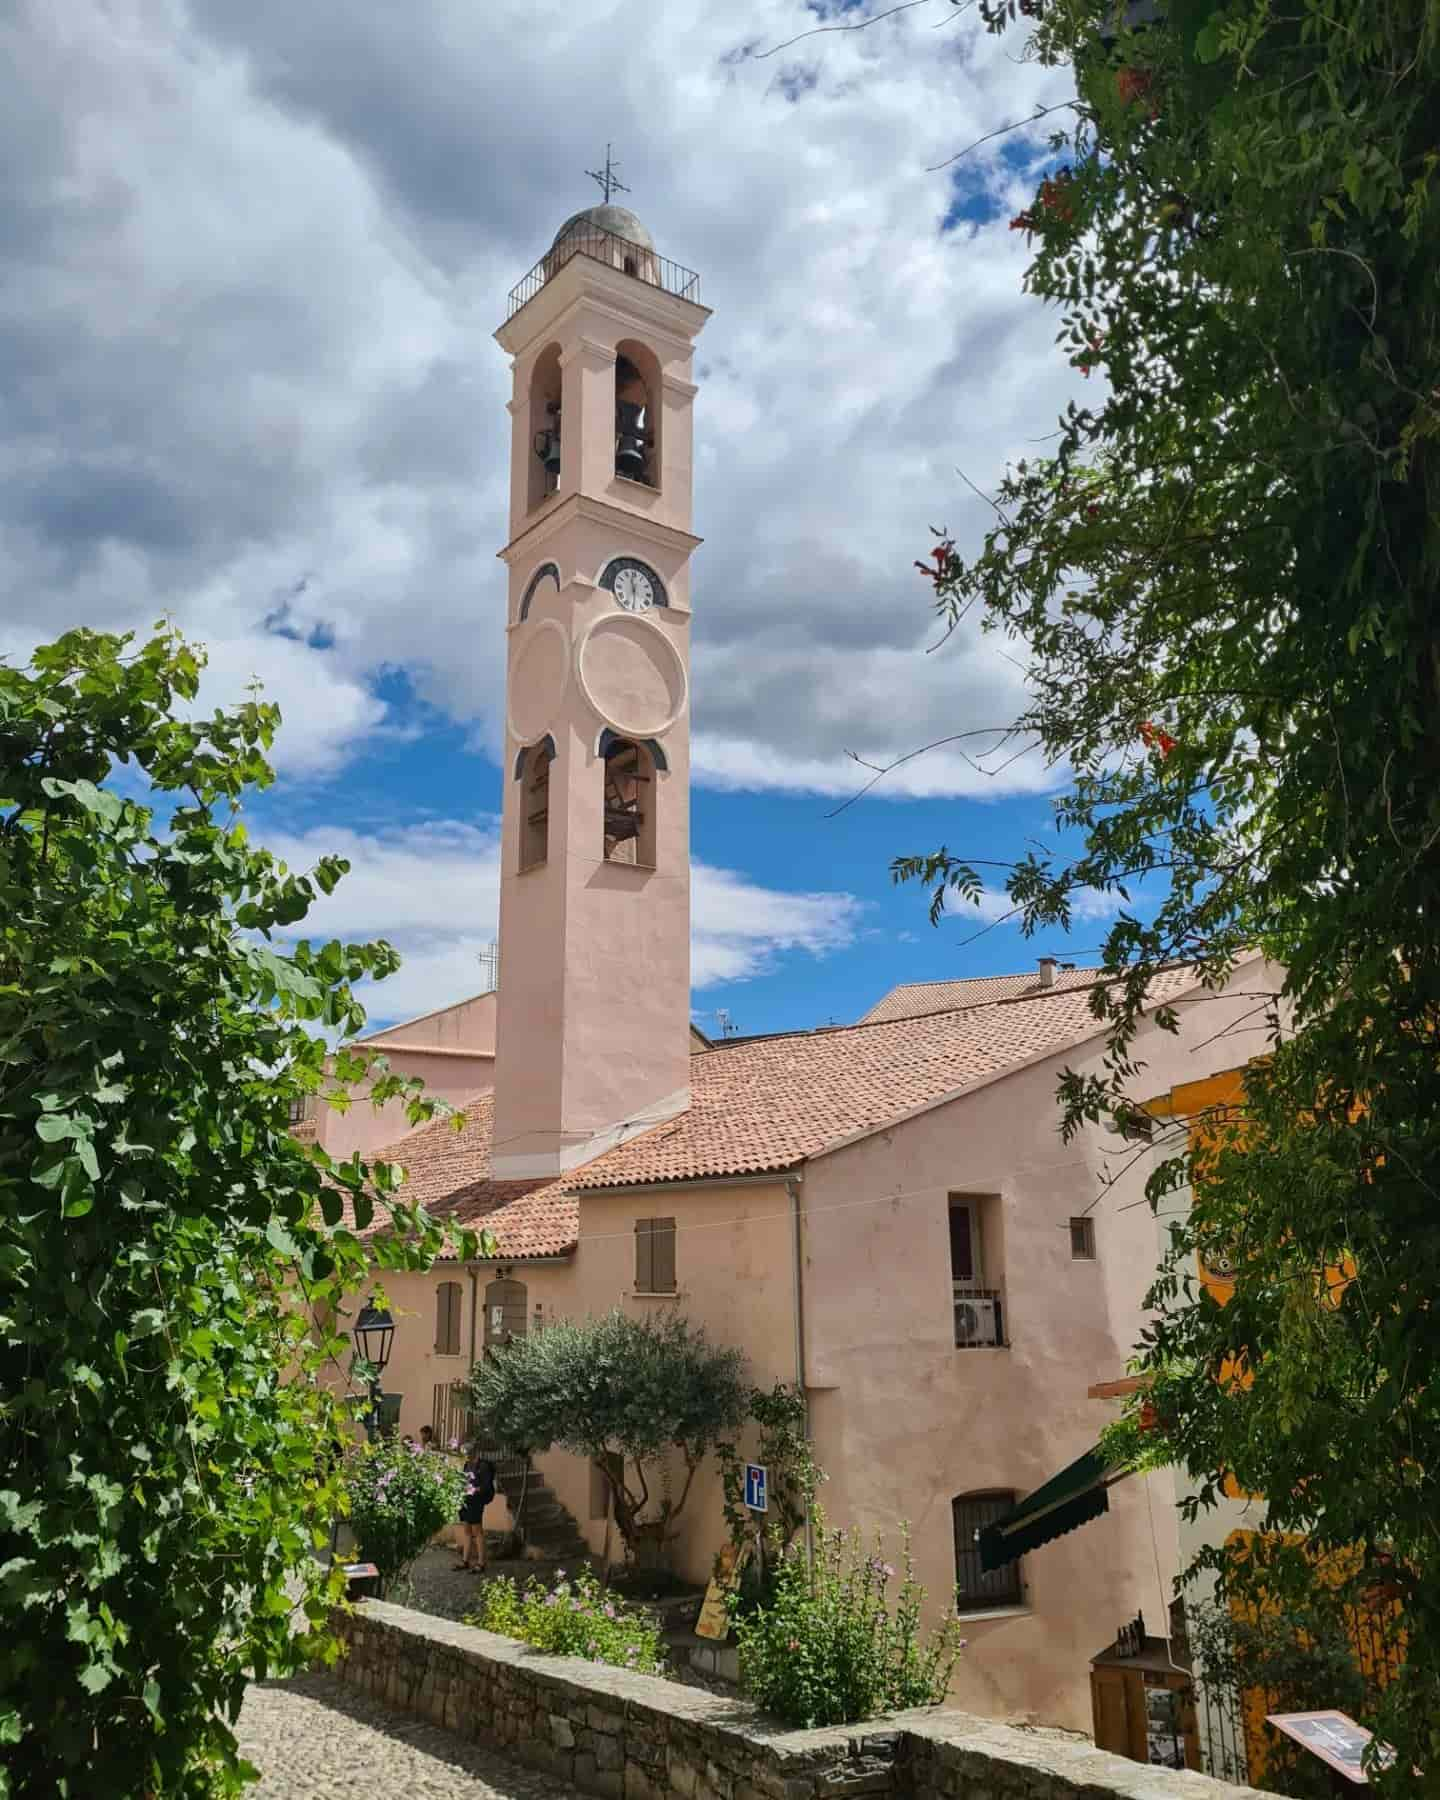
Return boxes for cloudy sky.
[1,0,1113,1034]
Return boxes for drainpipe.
[786,1170,814,1570]
[468,1264,480,1370]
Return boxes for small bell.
[534,426,561,477]
[615,401,648,482]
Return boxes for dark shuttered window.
[953,1491,1024,1611]
[435,1280,462,1356]
[634,1218,677,1293]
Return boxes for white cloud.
[1,0,1077,797]
[941,882,1141,928]
[691,864,866,987]
[261,818,862,1024]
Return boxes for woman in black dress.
[456,1446,496,1572]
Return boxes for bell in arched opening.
[614,355,653,485]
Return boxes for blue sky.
[2,0,1104,1039]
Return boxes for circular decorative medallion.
[507,619,569,744]
[576,615,687,739]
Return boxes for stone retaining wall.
[331,1600,1264,1800]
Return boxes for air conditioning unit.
[954,1294,1001,1348]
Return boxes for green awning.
[978,1445,1125,1572]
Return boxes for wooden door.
[1091,1668,1137,1757]
[483,1276,527,1353]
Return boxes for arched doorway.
[483,1274,528,1354]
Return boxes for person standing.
[455,1445,496,1572]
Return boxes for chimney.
[1037,956,1057,990]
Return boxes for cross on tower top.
[585,143,631,204]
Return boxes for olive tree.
[469,1309,747,1564]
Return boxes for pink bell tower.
[490,197,709,1178]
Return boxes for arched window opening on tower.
[602,736,657,867]
[528,343,563,511]
[519,739,554,871]
[614,340,662,489]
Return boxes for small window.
[634,1217,676,1294]
[1070,1216,1096,1260]
[954,1491,1024,1612]
[435,1280,462,1356]
[287,1094,308,1126]
[520,742,553,871]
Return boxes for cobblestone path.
[236,1671,577,1798]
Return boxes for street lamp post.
[354,1300,395,1441]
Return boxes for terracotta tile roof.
[861,966,1106,1023]
[344,964,1209,1237]
[570,965,1204,1189]
[346,1092,577,1261]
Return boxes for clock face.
[612,564,656,612]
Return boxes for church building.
[324,197,1285,1735]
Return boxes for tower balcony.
[507,221,700,322]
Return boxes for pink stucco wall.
[311,991,497,1163]
[797,959,1281,1729]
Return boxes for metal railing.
[507,224,700,319]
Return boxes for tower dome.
[550,204,654,253]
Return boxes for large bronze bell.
[615,401,649,482]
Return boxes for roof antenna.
[585,143,631,204]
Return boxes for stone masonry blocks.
[328,1600,1268,1800]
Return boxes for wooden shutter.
[435,1281,461,1355]
[635,1218,676,1293]
[652,1218,676,1292]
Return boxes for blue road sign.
[744,1462,768,1512]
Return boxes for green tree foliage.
[904,0,1440,1782]
[468,1309,746,1563]
[1186,1592,1384,1797]
[728,1511,966,1729]
[0,627,481,1796]
[344,1437,464,1595]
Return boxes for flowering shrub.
[469,1566,666,1675]
[729,1512,966,1728]
[344,1436,463,1594]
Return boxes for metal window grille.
[953,1492,1024,1611]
